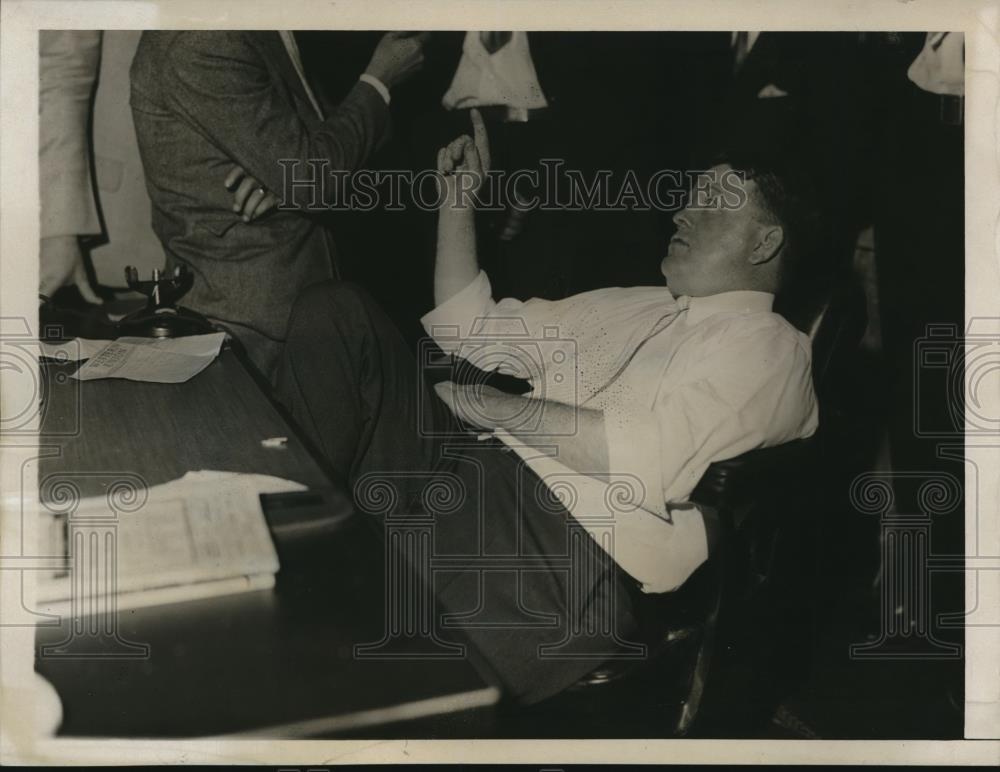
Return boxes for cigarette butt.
[261,436,288,449]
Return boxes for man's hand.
[365,31,430,90]
[436,108,491,209]
[39,236,101,303]
[224,165,279,222]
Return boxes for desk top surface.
[34,345,497,738]
[35,528,499,738]
[38,347,331,498]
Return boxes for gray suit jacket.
[130,31,388,377]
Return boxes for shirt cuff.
[606,504,709,594]
[497,428,706,594]
[359,73,391,105]
[420,270,494,353]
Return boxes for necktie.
[732,31,750,74]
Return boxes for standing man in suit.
[130,31,427,378]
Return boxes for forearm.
[501,398,610,477]
[434,202,480,306]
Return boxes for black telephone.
[116,265,218,338]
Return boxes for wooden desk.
[34,346,499,737]
[38,347,330,495]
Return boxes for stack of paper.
[37,471,306,614]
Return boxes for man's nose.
[672,209,691,229]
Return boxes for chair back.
[667,270,869,735]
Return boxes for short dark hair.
[712,149,824,293]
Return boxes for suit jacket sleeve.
[160,32,389,209]
[39,30,103,239]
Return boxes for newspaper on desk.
[37,470,306,613]
[37,337,112,362]
[50,332,227,383]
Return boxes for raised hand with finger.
[435,108,490,209]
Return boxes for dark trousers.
[273,281,642,704]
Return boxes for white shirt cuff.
[605,504,709,594]
[420,270,493,354]
[359,73,391,105]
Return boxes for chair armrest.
[690,439,815,516]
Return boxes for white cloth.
[907,32,964,97]
[422,271,818,593]
[442,31,548,110]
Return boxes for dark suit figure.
[692,33,874,290]
[130,32,390,378]
[868,33,965,543]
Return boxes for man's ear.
[749,224,784,265]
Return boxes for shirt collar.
[678,290,775,325]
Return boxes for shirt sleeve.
[598,320,817,592]
[496,432,710,595]
[420,270,497,352]
[600,503,710,594]
[420,269,584,385]
[604,318,819,516]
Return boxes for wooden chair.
[543,273,869,737]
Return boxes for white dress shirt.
[422,271,818,594]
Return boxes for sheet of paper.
[70,332,226,383]
[37,337,112,362]
[37,470,287,603]
[169,469,308,496]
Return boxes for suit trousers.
[272,281,643,704]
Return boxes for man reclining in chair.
[273,110,819,706]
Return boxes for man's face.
[660,165,767,297]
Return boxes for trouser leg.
[273,280,459,496]
[436,440,643,704]
[273,281,641,704]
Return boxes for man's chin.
[660,257,673,282]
